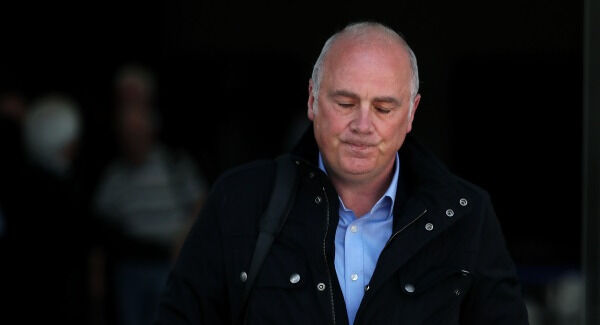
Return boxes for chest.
[220,177,478,325]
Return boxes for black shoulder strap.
[236,154,298,324]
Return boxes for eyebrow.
[373,96,401,106]
[329,90,360,100]
[329,90,402,106]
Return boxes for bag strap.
[236,154,298,324]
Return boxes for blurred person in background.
[0,92,27,209]
[0,92,27,240]
[0,92,27,314]
[3,95,88,324]
[91,65,207,325]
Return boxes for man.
[156,22,529,324]
[93,65,207,325]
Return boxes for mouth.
[348,143,370,150]
[342,140,376,153]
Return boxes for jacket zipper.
[354,208,428,325]
[384,209,428,249]
[321,186,336,325]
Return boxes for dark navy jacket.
[156,128,529,324]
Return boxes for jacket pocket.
[245,245,315,325]
[401,267,473,296]
[253,247,308,289]
[398,267,473,324]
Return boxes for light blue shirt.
[318,153,399,325]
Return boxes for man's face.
[307,35,420,184]
[118,106,155,164]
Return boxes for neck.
[330,161,395,217]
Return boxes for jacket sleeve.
[155,185,230,324]
[461,193,529,324]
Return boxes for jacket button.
[317,283,326,291]
[425,223,434,231]
[240,271,248,282]
[446,209,454,217]
[454,289,462,296]
[295,160,300,165]
[309,172,315,178]
[290,273,301,284]
[315,196,322,204]
[459,198,468,206]
[404,284,415,293]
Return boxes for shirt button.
[350,225,358,233]
[364,285,370,292]
[314,196,322,204]
[404,283,415,293]
[351,273,359,281]
[317,283,326,291]
[290,273,301,284]
[425,223,434,231]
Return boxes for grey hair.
[311,22,420,109]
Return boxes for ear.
[406,94,421,133]
[307,79,316,121]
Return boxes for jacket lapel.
[367,136,472,293]
[368,185,471,292]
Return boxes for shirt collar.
[318,153,400,218]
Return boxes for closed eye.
[376,107,392,114]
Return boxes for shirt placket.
[345,215,365,323]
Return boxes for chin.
[343,154,376,166]
[341,163,376,176]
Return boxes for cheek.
[377,139,397,154]
[313,115,337,151]
[318,123,342,151]
[317,108,346,136]
[378,118,409,150]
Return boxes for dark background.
[0,0,582,319]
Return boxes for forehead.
[322,35,412,95]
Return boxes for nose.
[350,105,373,134]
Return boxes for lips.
[341,140,376,155]
[341,139,376,148]
[348,143,370,150]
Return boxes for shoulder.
[203,159,279,226]
[450,175,493,209]
[444,173,509,254]
[442,173,496,237]
[211,159,276,194]
[402,135,494,212]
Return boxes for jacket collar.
[290,124,474,294]
[289,124,320,167]
[290,124,460,206]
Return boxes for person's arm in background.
[171,153,209,262]
[156,185,230,324]
[171,194,205,263]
